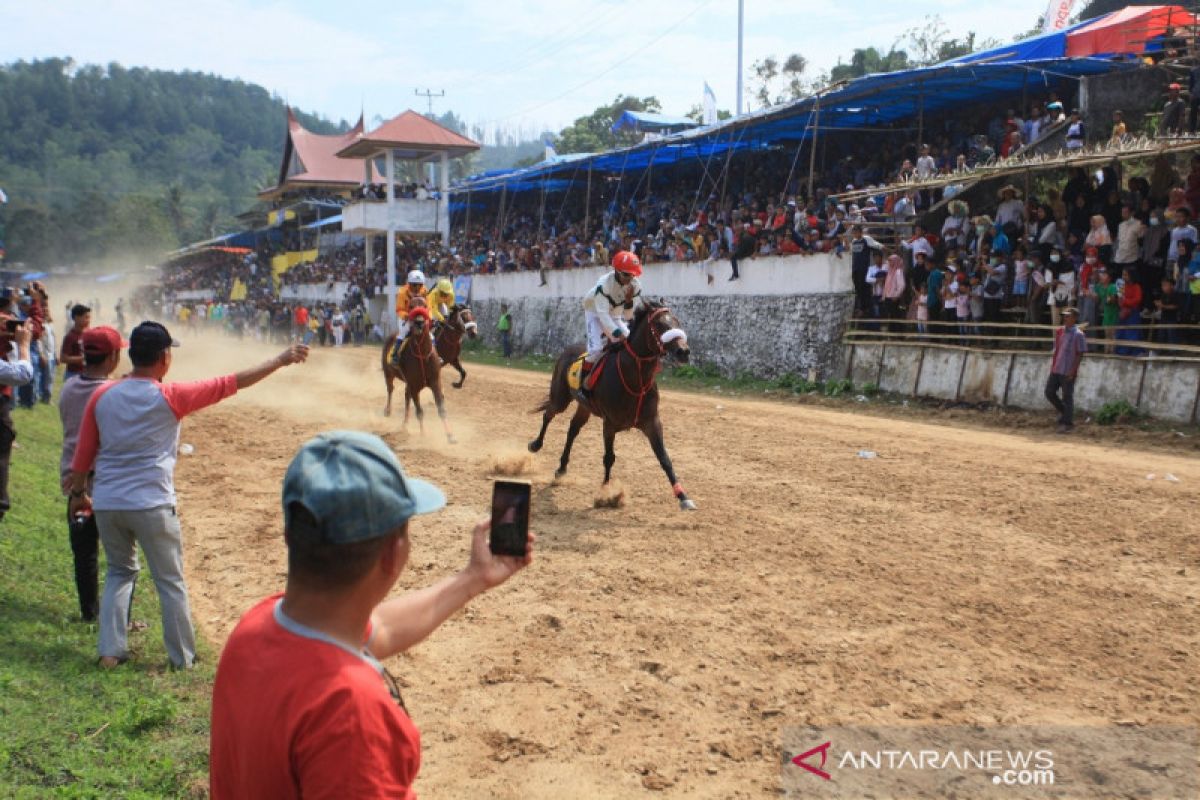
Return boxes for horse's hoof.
[453,381,464,389]
[528,440,542,453]
[680,498,698,511]
[446,435,458,445]
[554,467,567,479]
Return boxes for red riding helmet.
[612,250,643,277]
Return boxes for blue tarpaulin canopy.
[451,55,1135,199]
[302,214,343,229]
[610,110,700,135]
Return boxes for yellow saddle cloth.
[567,353,587,391]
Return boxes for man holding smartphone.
[0,308,34,523]
[210,431,533,799]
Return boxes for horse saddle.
[390,336,411,363]
[567,352,607,392]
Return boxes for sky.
[4,0,1050,139]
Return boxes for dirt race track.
[172,338,1198,798]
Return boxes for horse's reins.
[615,307,672,426]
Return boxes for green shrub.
[860,382,880,397]
[823,379,854,397]
[1096,399,1143,425]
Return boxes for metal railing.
[845,317,1200,360]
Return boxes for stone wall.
[469,292,854,381]
[463,253,856,381]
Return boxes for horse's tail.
[533,345,584,414]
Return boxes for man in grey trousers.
[68,322,308,668]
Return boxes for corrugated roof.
[336,110,480,159]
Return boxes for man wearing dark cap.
[58,326,126,621]
[68,321,309,668]
[1045,307,1087,433]
[210,431,532,799]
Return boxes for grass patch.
[1095,399,1145,426]
[0,392,214,798]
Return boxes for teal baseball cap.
[282,431,445,544]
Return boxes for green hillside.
[0,58,350,269]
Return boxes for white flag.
[1041,0,1076,32]
[543,135,557,162]
[0,187,7,204]
[702,82,717,126]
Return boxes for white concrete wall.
[173,289,215,301]
[840,342,1200,423]
[279,282,350,303]
[468,252,851,302]
[341,199,440,235]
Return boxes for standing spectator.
[1065,110,1085,151]
[1110,110,1127,143]
[1115,267,1144,355]
[881,253,907,323]
[60,304,91,382]
[58,327,126,621]
[1154,276,1182,344]
[331,307,347,347]
[1096,268,1120,353]
[1113,204,1145,285]
[729,223,757,281]
[1162,83,1186,136]
[1045,307,1087,434]
[847,225,884,317]
[209,431,533,799]
[67,323,309,669]
[16,284,46,409]
[0,308,34,523]
[294,304,309,340]
[1167,207,1198,276]
[498,303,513,359]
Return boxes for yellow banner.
[230,278,248,301]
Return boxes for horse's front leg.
[452,360,467,389]
[411,388,425,436]
[432,383,455,444]
[641,416,696,510]
[402,387,412,429]
[384,371,394,417]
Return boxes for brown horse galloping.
[435,305,478,388]
[528,301,696,510]
[381,309,455,443]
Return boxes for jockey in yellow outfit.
[426,278,456,324]
[391,270,428,366]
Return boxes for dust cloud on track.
[170,335,1199,798]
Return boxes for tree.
[554,94,662,154]
[897,16,997,67]
[829,47,910,83]
[1078,0,1127,21]
[749,53,808,109]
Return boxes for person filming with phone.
[0,306,35,523]
[210,431,534,799]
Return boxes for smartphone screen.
[490,480,530,557]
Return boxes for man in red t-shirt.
[59,304,92,381]
[210,431,534,798]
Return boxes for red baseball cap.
[81,326,128,356]
[1085,245,1099,256]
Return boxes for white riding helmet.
[407,269,425,285]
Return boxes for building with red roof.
[258,109,383,201]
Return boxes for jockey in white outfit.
[582,250,645,374]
